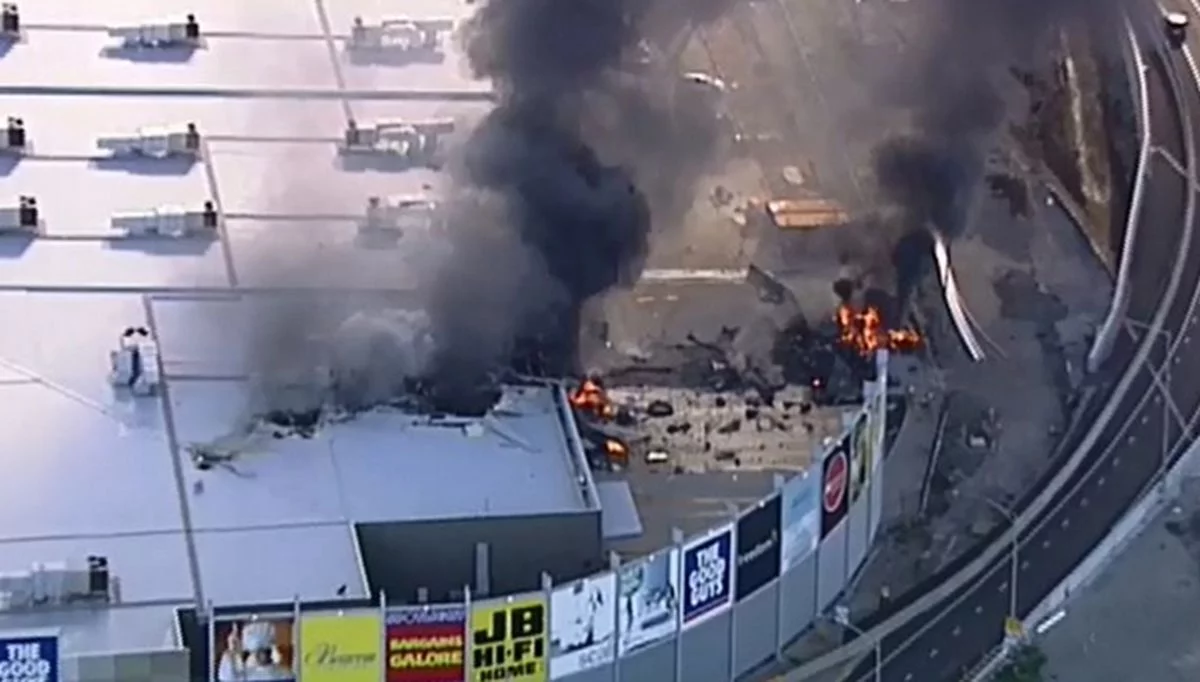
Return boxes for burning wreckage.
[182,276,921,477]
[563,278,922,473]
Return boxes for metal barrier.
[1087,15,1154,373]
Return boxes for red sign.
[386,605,466,682]
[823,450,848,513]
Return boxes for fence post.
[672,527,685,682]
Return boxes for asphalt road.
[834,27,1200,682]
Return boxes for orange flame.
[835,304,922,355]
[604,438,629,464]
[570,378,616,420]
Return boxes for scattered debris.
[986,172,1032,218]
[645,400,674,418]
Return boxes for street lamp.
[961,492,1019,623]
[834,606,881,682]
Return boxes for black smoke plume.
[237,0,727,417]
[412,0,726,413]
[872,0,1124,247]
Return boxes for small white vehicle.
[360,195,439,236]
[347,17,452,52]
[340,118,454,160]
[0,116,26,153]
[96,123,201,159]
[108,14,200,49]
[1166,11,1189,48]
[0,195,38,233]
[108,327,161,397]
[111,201,218,238]
[1,3,20,38]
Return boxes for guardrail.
[1087,15,1154,373]
[932,233,987,362]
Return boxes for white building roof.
[0,0,499,655]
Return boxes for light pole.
[964,493,1018,622]
[834,606,880,682]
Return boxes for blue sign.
[0,633,59,682]
[681,527,733,628]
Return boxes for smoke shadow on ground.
[104,237,217,257]
[345,48,446,67]
[99,45,198,64]
[0,235,33,259]
[992,268,1068,323]
[334,153,439,173]
[89,156,198,176]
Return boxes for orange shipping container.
[765,198,849,230]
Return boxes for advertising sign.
[820,437,850,538]
[735,495,782,600]
[213,615,296,682]
[681,525,734,629]
[470,597,547,682]
[616,548,679,655]
[849,411,872,504]
[299,612,381,682]
[0,632,58,682]
[779,471,820,572]
[386,605,466,682]
[548,573,616,679]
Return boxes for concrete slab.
[192,524,367,605]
